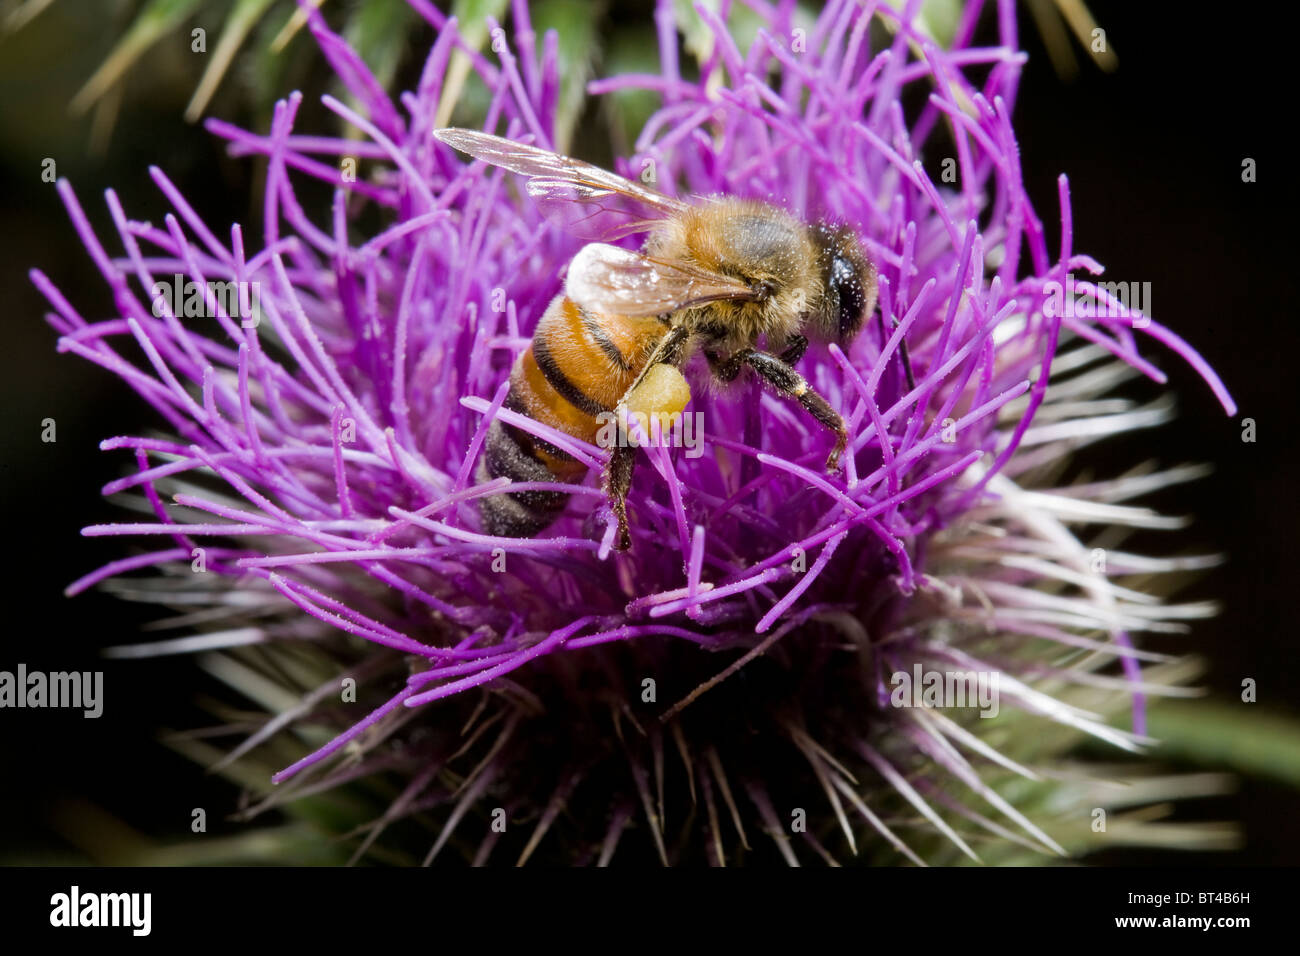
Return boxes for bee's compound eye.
[830,255,868,341]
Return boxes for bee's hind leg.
[604,325,692,551]
[603,442,636,551]
[708,348,848,473]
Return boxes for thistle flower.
[35,0,1237,865]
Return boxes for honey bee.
[435,128,879,551]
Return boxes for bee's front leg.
[778,334,808,365]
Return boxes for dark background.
[0,0,1296,864]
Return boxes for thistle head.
[35,0,1237,865]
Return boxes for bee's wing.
[565,243,758,317]
[435,127,687,240]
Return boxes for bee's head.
[809,223,877,344]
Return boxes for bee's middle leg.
[708,348,848,473]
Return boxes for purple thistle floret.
[35,0,1236,864]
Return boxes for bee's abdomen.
[476,419,572,537]
[478,296,655,537]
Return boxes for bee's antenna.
[897,328,917,393]
[878,312,918,395]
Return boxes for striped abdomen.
[477,295,666,537]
